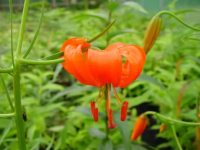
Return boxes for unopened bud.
[131,115,148,141]
[143,15,162,53]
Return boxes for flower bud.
[143,15,162,53]
[131,115,148,141]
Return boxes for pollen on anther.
[120,101,128,121]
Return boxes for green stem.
[144,111,200,126]
[88,20,116,43]
[23,0,45,58]
[0,113,15,118]
[171,125,183,150]
[0,68,13,73]
[13,61,26,150]
[157,10,200,31]
[0,75,14,111]
[9,0,14,66]
[20,58,64,65]
[14,0,30,149]
[42,51,64,60]
[16,0,30,56]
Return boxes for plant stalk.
[13,61,26,150]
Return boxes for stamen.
[112,87,122,105]
[90,101,98,122]
[97,87,105,106]
[108,109,116,129]
[120,101,129,121]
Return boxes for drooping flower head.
[61,38,146,128]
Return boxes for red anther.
[108,109,116,129]
[94,108,98,122]
[120,101,128,121]
[90,101,95,114]
[90,101,98,122]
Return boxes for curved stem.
[88,20,116,43]
[157,10,200,31]
[144,111,200,126]
[23,0,45,58]
[9,0,14,66]
[171,125,183,150]
[0,113,15,118]
[0,68,13,73]
[20,58,64,65]
[0,75,14,111]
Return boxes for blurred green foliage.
[0,0,200,150]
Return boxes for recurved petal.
[62,46,100,86]
[116,45,146,88]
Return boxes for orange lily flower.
[61,38,146,128]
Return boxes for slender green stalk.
[13,0,30,150]
[0,113,15,118]
[13,61,26,150]
[16,0,30,56]
[157,11,200,31]
[171,125,183,150]
[20,58,64,65]
[9,0,14,66]
[42,51,64,60]
[144,111,200,126]
[23,0,45,58]
[88,20,116,43]
[0,68,13,73]
[0,75,14,111]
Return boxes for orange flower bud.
[143,16,162,53]
[131,115,148,141]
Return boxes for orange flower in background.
[131,115,148,141]
[61,38,146,128]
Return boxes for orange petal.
[88,49,122,86]
[117,45,146,88]
[61,38,90,51]
[62,46,100,86]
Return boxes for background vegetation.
[0,0,200,150]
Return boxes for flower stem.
[19,58,64,65]
[156,10,200,31]
[88,20,116,43]
[171,125,183,150]
[144,111,200,126]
